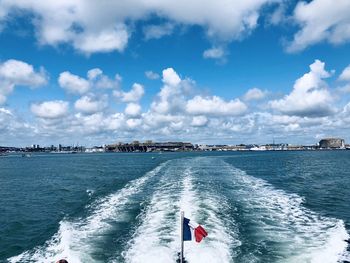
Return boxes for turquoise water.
[0,151,350,262]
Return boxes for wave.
[8,162,168,263]
[7,156,349,263]
[222,161,349,263]
[124,159,238,263]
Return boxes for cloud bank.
[1,60,350,146]
[0,0,278,55]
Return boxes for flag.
[183,217,208,243]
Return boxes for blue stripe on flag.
[183,217,192,241]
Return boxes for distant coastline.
[0,138,348,154]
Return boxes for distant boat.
[151,157,156,160]
[250,146,266,151]
[22,153,32,157]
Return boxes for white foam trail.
[224,162,349,263]
[123,166,182,263]
[86,189,94,197]
[8,162,167,263]
[176,172,238,263]
[125,160,239,263]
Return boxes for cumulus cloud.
[88,68,121,89]
[150,68,189,114]
[0,107,35,145]
[203,47,225,59]
[287,0,350,52]
[243,88,267,101]
[267,3,286,25]
[269,60,334,117]
[143,23,174,40]
[145,70,160,80]
[126,118,142,129]
[0,0,276,54]
[4,63,350,146]
[125,103,141,117]
[338,84,350,94]
[87,68,103,80]
[114,83,144,102]
[74,94,108,114]
[0,59,47,104]
[72,25,128,54]
[339,65,350,82]
[59,68,121,95]
[186,95,247,116]
[191,115,208,127]
[31,100,69,119]
[162,68,181,87]
[58,71,90,95]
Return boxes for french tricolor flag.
[183,217,208,243]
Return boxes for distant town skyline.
[1,1,350,146]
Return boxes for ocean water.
[0,151,350,263]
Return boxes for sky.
[1,0,350,147]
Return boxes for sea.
[1,151,350,263]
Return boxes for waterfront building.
[319,138,345,149]
[106,141,194,152]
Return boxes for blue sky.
[1,0,350,146]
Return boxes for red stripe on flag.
[194,225,208,243]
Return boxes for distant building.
[319,138,345,149]
[106,141,194,152]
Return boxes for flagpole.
[180,211,184,263]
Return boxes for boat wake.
[123,159,238,263]
[221,160,350,263]
[8,162,168,263]
[7,157,350,263]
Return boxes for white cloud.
[191,115,208,127]
[0,59,47,104]
[97,74,121,89]
[338,84,350,93]
[339,65,350,82]
[0,59,47,85]
[0,107,35,145]
[186,96,247,116]
[243,88,266,101]
[151,68,189,114]
[74,94,108,114]
[87,68,121,89]
[287,0,350,52]
[59,69,121,95]
[0,0,276,54]
[143,23,174,40]
[58,71,90,95]
[125,103,141,117]
[142,112,183,129]
[269,60,334,117]
[268,4,286,25]
[0,107,12,116]
[4,63,350,146]
[126,118,142,129]
[114,83,144,102]
[31,100,69,119]
[203,47,225,59]
[87,68,103,80]
[145,70,160,80]
[162,68,181,87]
[73,25,128,54]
